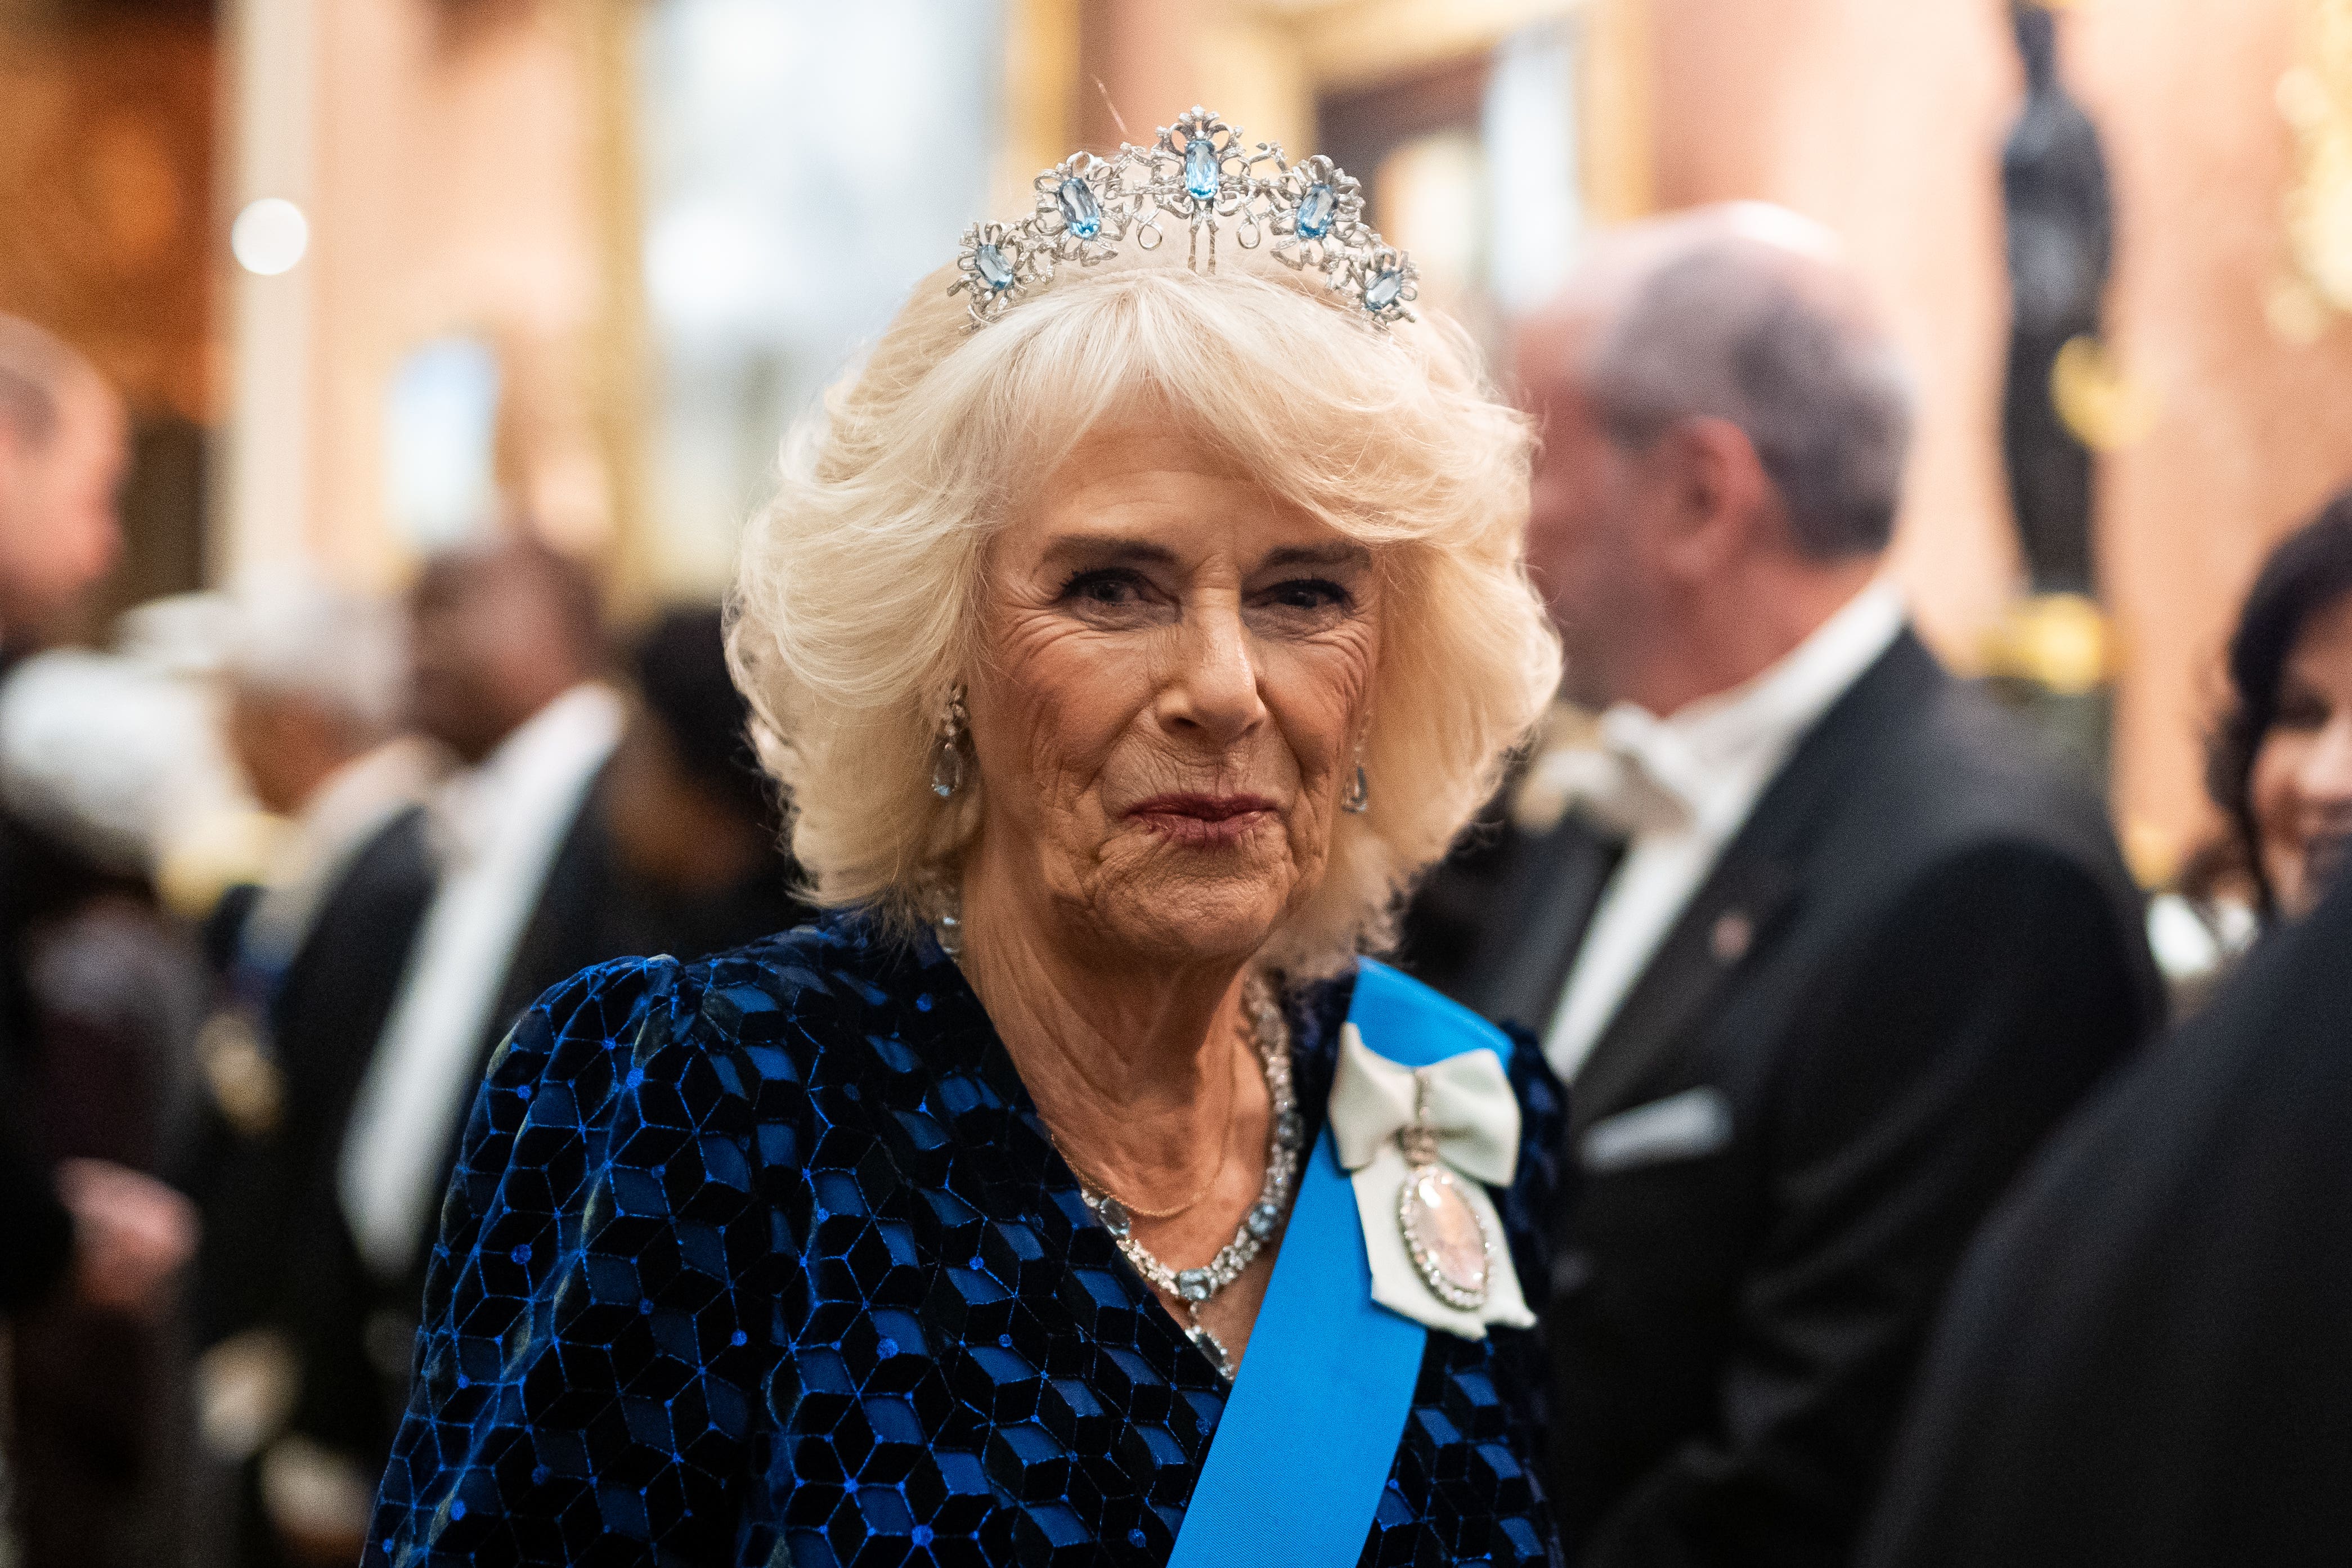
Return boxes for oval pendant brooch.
[1396,1079,1494,1310]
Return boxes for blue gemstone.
[1183,136,1219,200]
[1056,177,1101,239]
[1298,182,1336,239]
[974,243,1016,293]
[1365,267,1406,311]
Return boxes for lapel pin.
[1711,909,1753,965]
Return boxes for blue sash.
[1166,959,1511,1567]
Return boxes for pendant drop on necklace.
[1395,1083,1494,1310]
[1186,1312,1232,1380]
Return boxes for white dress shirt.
[1541,581,1907,1084]
[241,737,443,976]
[338,683,623,1277]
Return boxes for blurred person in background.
[0,315,203,1568]
[174,578,439,1567]
[2206,491,2352,925]
[1859,864,2352,1568]
[1403,205,2160,1567]
[272,536,619,1563]
[281,555,801,1563]
[585,603,813,959]
[2143,489,2352,1009]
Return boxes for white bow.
[1511,702,1702,838]
[1328,1025,1536,1339]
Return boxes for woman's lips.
[1126,793,1280,847]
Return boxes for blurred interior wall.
[1635,0,2352,872]
[0,2,217,636]
[217,0,628,593]
[2069,0,2352,875]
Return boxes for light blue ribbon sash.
[1166,959,1512,1567]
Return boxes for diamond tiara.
[949,106,1420,330]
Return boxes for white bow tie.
[1511,703,1703,838]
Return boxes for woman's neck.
[956,863,1255,1202]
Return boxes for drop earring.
[1341,747,1370,815]
[931,684,968,799]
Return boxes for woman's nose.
[1159,600,1265,743]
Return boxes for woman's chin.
[1090,875,1295,964]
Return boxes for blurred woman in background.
[2210,491,2352,924]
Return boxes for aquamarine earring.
[931,685,968,799]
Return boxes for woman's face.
[963,423,1381,965]
[2252,591,2352,918]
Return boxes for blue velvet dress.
[365,911,1566,1566]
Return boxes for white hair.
[728,254,1561,971]
[1583,210,1915,558]
[225,574,409,741]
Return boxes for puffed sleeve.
[366,956,793,1567]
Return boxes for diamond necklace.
[933,897,1303,1379]
[1079,974,1303,1378]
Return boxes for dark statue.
[2001,1,2113,597]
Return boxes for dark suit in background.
[1,819,75,1316]
[1858,871,2352,1568]
[1,811,88,1317]
[1408,630,2161,1566]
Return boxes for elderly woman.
[367,109,1563,1568]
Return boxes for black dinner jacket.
[184,808,437,1340]
[1420,628,2162,1568]
[1856,869,2352,1568]
[295,773,620,1464]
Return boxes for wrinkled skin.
[955,421,1383,1367]
[964,425,1380,968]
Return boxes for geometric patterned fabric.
[365,910,1566,1565]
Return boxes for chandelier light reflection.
[232,197,310,276]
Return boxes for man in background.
[266,538,620,1562]
[1403,206,2160,1566]
[0,312,199,1566]
[0,311,193,1315]
[177,579,439,1566]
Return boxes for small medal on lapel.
[1395,1076,1495,1310]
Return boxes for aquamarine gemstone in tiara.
[974,245,1016,292]
[1056,178,1102,240]
[1298,183,1336,240]
[1183,136,1219,201]
[950,107,1419,331]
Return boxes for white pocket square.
[1579,1086,1734,1173]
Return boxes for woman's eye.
[1267,577,1352,613]
[1061,569,1143,605]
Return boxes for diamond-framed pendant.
[1394,1075,1494,1311]
[1397,1160,1493,1310]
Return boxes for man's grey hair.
[0,315,96,450]
[1583,227,1915,559]
[226,576,410,741]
